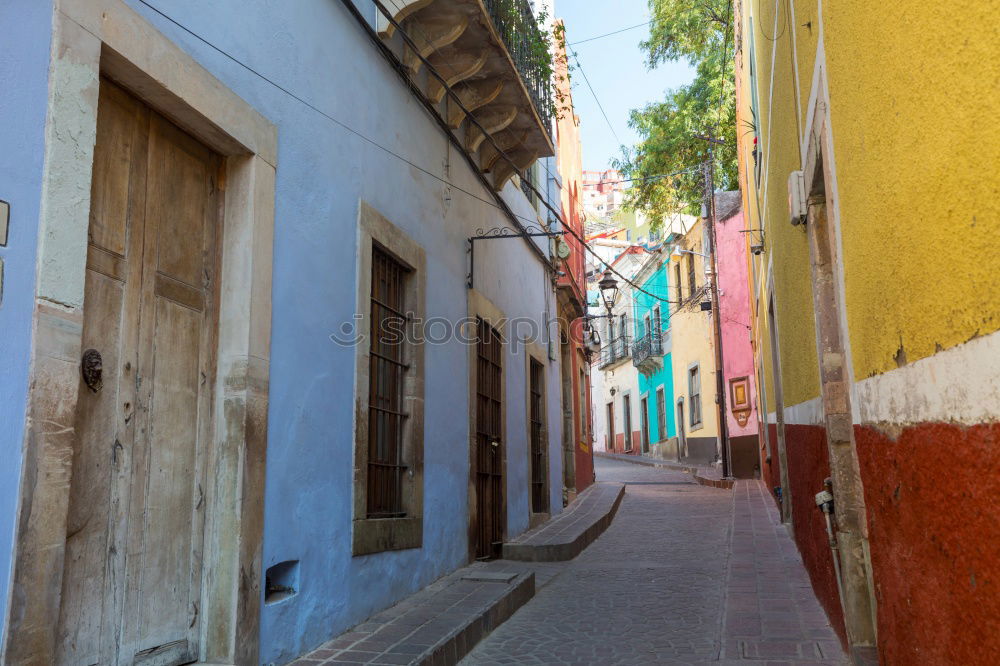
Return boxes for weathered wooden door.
[56,79,220,666]
[474,318,504,560]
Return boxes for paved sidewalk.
[595,450,733,488]
[461,457,847,665]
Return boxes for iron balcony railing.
[599,335,630,369]
[632,330,666,368]
[483,0,554,135]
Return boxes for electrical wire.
[568,20,653,46]
[569,50,625,149]
[757,0,787,42]
[136,0,687,306]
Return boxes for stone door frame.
[1,2,277,664]
[801,58,878,653]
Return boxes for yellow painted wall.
[667,219,719,440]
[822,2,1000,378]
[739,0,999,399]
[735,0,820,409]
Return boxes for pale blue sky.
[557,0,694,171]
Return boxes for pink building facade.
[715,193,761,478]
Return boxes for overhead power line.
[136,0,685,306]
[568,20,653,46]
[569,51,625,150]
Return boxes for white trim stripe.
[853,329,1000,426]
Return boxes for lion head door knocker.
[81,349,104,393]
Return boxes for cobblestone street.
[461,458,847,665]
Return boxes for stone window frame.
[352,202,427,556]
[2,3,277,663]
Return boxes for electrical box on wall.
[788,171,806,225]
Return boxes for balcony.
[632,330,670,376]
[374,0,555,191]
[598,335,630,370]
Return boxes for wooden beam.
[447,79,504,129]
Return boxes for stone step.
[289,565,534,666]
[501,481,626,561]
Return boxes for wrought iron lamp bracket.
[467,225,565,289]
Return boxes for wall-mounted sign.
[729,375,751,427]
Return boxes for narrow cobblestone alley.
[462,458,847,665]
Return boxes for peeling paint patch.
[853,328,1000,426]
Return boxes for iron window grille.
[368,245,410,518]
[686,254,697,299]
[529,359,548,513]
[475,318,505,559]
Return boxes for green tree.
[615,0,736,222]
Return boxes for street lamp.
[597,268,619,313]
[670,245,709,262]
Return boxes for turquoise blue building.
[632,255,677,452]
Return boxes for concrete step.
[501,481,626,561]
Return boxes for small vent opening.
[265,560,299,605]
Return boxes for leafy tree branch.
[615,0,737,222]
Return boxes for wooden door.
[622,395,632,452]
[474,319,504,560]
[56,79,220,666]
[606,402,614,452]
[640,397,650,453]
[677,403,688,458]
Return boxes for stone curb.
[594,451,735,490]
[416,572,535,666]
[501,484,626,562]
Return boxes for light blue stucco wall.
[634,261,676,443]
[0,0,54,649]
[112,1,565,663]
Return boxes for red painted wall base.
[856,422,1000,666]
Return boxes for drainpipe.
[816,478,850,630]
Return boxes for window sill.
[352,516,422,556]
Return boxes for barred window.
[686,254,697,298]
[367,245,410,518]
